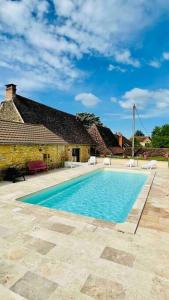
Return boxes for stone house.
[0,119,66,177]
[88,124,123,156]
[115,132,132,150]
[135,136,151,147]
[0,84,94,162]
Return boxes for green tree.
[130,137,142,148]
[152,124,169,148]
[76,112,103,128]
[135,130,144,136]
[145,142,152,148]
[134,137,142,148]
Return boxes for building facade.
[0,120,66,178]
[0,84,94,162]
[135,136,152,147]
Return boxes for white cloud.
[149,60,161,68]
[108,64,126,73]
[119,88,150,109]
[55,0,169,56]
[163,52,169,60]
[0,0,169,91]
[148,51,169,68]
[108,64,115,71]
[114,50,140,67]
[75,93,101,107]
[118,87,169,118]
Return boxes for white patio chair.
[88,156,96,165]
[64,161,76,168]
[142,160,157,169]
[126,159,136,168]
[103,157,111,166]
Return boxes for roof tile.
[13,95,94,145]
[0,119,66,145]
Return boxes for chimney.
[5,84,16,101]
[117,132,123,147]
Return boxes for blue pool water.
[21,169,147,223]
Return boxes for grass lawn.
[112,155,168,162]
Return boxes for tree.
[145,141,152,148]
[130,137,142,148]
[76,112,103,128]
[152,124,169,148]
[133,137,142,148]
[135,130,144,136]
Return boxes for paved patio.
[0,159,169,299]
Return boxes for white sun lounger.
[88,156,96,165]
[103,157,111,165]
[142,160,157,169]
[126,159,136,168]
[64,161,76,168]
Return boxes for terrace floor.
[0,159,169,300]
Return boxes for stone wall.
[0,100,23,122]
[137,147,169,157]
[66,144,90,162]
[0,144,66,178]
[124,147,169,157]
[0,100,91,164]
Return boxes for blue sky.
[0,1,169,137]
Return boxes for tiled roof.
[122,136,132,147]
[13,95,94,145]
[0,119,66,145]
[114,134,132,147]
[135,136,151,142]
[88,124,120,155]
[96,126,119,147]
[109,147,124,155]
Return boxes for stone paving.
[0,159,169,299]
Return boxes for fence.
[124,147,169,158]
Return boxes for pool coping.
[113,169,156,234]
[16,166,155,235]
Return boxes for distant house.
[88,124,123,155]
[0,119,66,176]
[115,132,132,149]
[0,84,94,162]
[135,136,151,147]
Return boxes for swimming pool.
[20,169,147,223]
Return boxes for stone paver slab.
[0,225,12,238]
[48,286,93,300]
[92,219,115,230]
[0,284,26,300]
[151,276,169,300]
[101,246,135,267]
[49,222,75,234]
[81,274,125,300]
[0,163,168,300]
[0,261,27,288]
[10,271,57,300]
[28,238,55,255]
